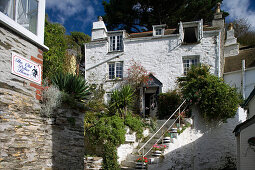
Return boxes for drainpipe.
[241,60,246,99]
[217,31,221,77]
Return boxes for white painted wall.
[85,31,220,94]
[224,67,255,99]
[239,123,255,170]
[148,107,247,170]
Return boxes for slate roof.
[224,46,255,73]
[128,26,220,39]
[128,29,177,38]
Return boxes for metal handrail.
[137,100,186,154]
[143,115,181,156]
[144,105,187,156]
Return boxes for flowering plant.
[136,156,148,163]
[153,144,167,151]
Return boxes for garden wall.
[0,24,84,169]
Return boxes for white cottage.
[85,5,238,116]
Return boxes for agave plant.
[51,72,91,102]
[109,85,134,116]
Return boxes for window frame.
[0,0,47,49]
[108,33,123,52]
[182,56,199,75]
[155,28,162,36]
[108,61,123,80]
[152,24,166,36]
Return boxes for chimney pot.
[216,2,221,13]
[98,16,103,21]
[228,23,233,30]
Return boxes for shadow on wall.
[148,106,246,170]
[50,106,85,169]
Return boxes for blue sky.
[46,0,255,36]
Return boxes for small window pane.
[0,0,38,35]
[109,63,115,79]
[109,35,123,52]
[156,29,162,35]
[183,56,199,75]
[116,62,123,79]
[0,0,14,19]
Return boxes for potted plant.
[135,156,148,169]
[152,144,167,157]
[169,127,178,138]
[163,132,172,143]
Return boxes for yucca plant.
[51,72,91,102]
[109,85,134,117]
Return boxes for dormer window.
[183,27,197,43]
[108,31,124,52]
[153,24,166,36]
[0,0,46,46]
[110,35,123,51]
[182,20,203,44]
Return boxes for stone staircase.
[121,119,185,169]
[121,100,189,169]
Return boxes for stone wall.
[0,24,84,169]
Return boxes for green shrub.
[86,84,107,112]
[157,90,182,119]
[103,143,120,170]
[177,65,242,122]
[87,115,126,146]
[124,113,144,139]
[51,72,91,102]
[109,85,135,116]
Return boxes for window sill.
[107,50,124,54]
[106,79,123,82]
[181,42,200,45]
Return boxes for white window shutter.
[179,21,184,43]
[198,19,203,41]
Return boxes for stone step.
[121,160,136,167]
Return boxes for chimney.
[212,2,224,28]
[224,23,239,57]
[91,16,107,41]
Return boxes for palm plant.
[51,72,91,102]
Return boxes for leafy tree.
[66,31,90,61]
[232,18,250,39]
[43,18,67,78]
[177,65,242,122]
[231,18,255,46]
[103,0,228,33]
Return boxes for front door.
[145,93,157,117]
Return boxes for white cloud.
[46,0,98,25]
[222,0,255,30]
